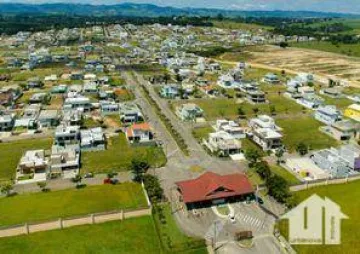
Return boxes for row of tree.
[244,148,293,205]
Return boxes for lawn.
[0,138,52,182]
[246,168,264,186]
[0,183,147,226]
[290,41,360,58]
[153,204,207,253]
[270,165,301,185]
[211,20,272,31]
[81,134,166,174]
[321,96,353,110]
[242,138,266,156]
[176,95,303,121]
[277,116,338,152]
[83,117,102,128]
[0,216,162,254]
[279,180,360,254]
[11,68,63,81]
[192,125,213,142]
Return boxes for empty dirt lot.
[221,45,360,87]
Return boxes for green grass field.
[322,97,353,110]
[211,20,272,31]
[192,126,213,142]
[154,204,207,253]
[277,116,338,152]
[0,138,52,182]
[175,95,303,121]
[0,216,162,254]
[270,165,301,185]
[291,41,360,57]
[279,180,360,254]
[246,168,265,186]
[0,183,147,226]
[81,134,166,174]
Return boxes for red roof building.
[176,172,254,208]
[126,122,153,143]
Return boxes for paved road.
[133,72,210,160]
[122,72,182,160]
[218,235,284,254]
[125,71,246,189]
[124,72,291,254]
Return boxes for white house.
[126,122,153,143]
[214,119,246,139]
[203,131,241,157]
[80,127,105,151]
[314,105,342,125]
[50,144,80,177]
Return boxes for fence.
[290,174,360,192]
[0,207,151,238]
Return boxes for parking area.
[170,185,282,253]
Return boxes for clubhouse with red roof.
[176,171,254,209]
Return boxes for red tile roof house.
[126,122,154,143]
[176,172,254,209]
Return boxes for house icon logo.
[281,194,348,245]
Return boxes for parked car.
[103,178,112,184]
[84,172,94,178]
[103,178,119,185]
[256,196,264,205]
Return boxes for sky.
[2,0,360,14]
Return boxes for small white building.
[203,131,241,157]
[80,127,105,151]
[50,144,80,177]
[214,119,246,139]
[126,123,153,143]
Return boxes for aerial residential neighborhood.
[1,1,360,254]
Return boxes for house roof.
[132,122,150,131]
[347,104,360,112]
[176,172,253,204]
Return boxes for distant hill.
[0,3,359,18]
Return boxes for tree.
[255,161,271,181]
[267,175,290,203]
[252,107,259,116]
[216,13,224,21]
[143,174,163,203]
[163,73,171,84]
[37,182,49,192]
[238,107,246,119]
[296,143,308,156]
[275,148,285,164]
[178,88,186,99]
[1,184,13,197]
[71,174,83,189]
[270,105,276,116]
[130,158,150,182]
[245,149,262,167]
[279,41,289,49]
